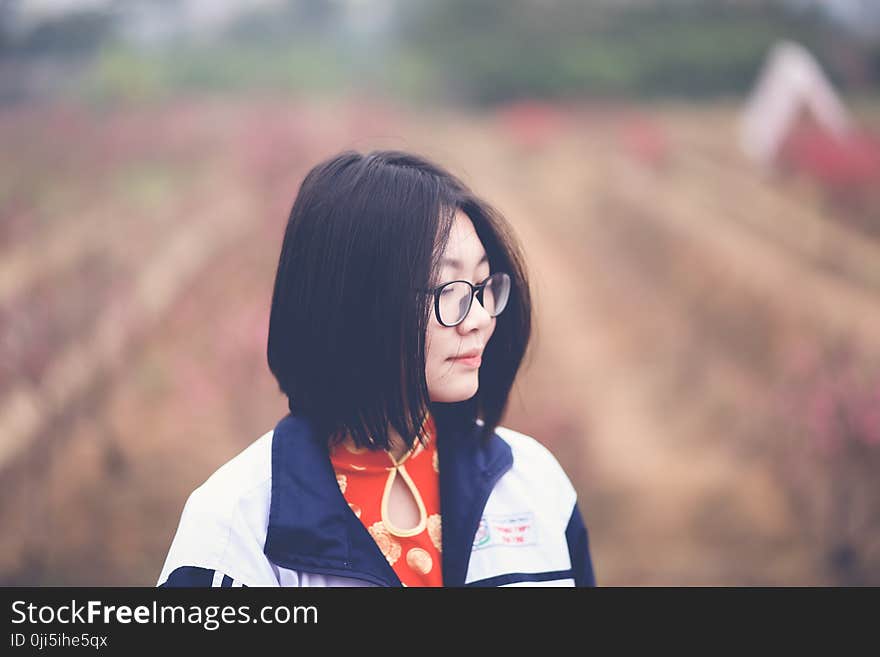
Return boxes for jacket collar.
[264,411,513,587]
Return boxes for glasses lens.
[483,272,511,317]
[438,281,472,325]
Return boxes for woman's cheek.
[484,318,496,345]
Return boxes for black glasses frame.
[422,272,510,327]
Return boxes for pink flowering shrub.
[494,100,567,151]
[774,339,880,584]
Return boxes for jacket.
[157,412,596,587]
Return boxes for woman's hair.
[267,150,531,451]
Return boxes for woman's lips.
[449,355,482,368]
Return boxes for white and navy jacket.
[157,413,596,587]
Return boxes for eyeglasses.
[424,272,511,327]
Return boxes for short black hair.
[267,150,531,451]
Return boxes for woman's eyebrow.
[440,253,489,269]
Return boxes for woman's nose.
[457,294,493,332]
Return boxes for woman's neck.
[337,426,411,462]
[337,413,431,462]
[385,427,411,463]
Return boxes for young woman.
[157,150,596,587]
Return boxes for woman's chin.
[428,376,480,403]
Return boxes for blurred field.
[1,95,879,585]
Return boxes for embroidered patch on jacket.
[472,512,537,550]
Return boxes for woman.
[157,150,596,587]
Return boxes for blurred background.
[1,0,879,586]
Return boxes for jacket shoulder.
[495,426,574,494]
[189,429,274,511]
[157,429,276,586]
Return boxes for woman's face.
[425,210,497,403]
